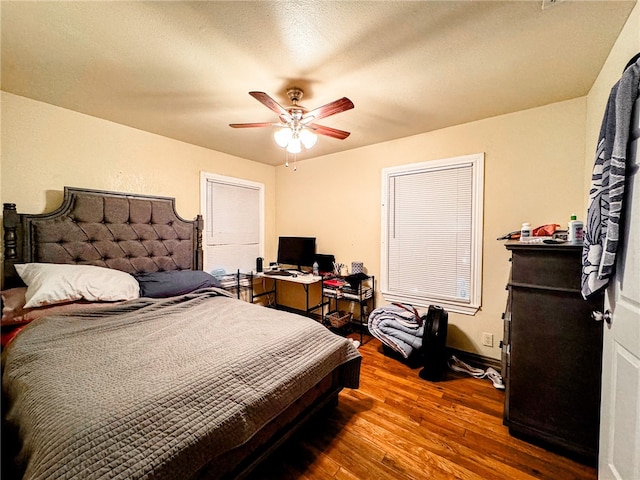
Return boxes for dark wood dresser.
[502,241,604,463]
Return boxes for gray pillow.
[134,270,221,298]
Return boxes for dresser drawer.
[509,246,582,290]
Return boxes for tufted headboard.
[2,187,203,289]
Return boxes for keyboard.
[263,270,293,276]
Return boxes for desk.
[322,276,375,346]
[255,272,324,317]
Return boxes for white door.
[598,97,640,480]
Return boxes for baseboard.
[446,347,502,374]
[379,344,502,375]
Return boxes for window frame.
[380,153,484,315]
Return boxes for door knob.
[592,310,612,324]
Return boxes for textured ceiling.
[1,1,635,166]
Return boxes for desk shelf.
[216,271,252,300]
[215,270,278,306]
[322,276,375,344]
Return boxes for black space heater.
[419,305,449,382]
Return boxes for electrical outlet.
[482,332,494,347]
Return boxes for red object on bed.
[1,324,27,347]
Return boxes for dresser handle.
[592,310,612,324]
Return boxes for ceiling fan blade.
[249,91,290,117]
[229,122,279,128]
[308,123,351,140]
[303,97,354,122]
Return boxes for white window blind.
[381,153,484,315]
[201,173,264,274]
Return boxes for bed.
[1,187,361,480]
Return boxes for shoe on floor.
[485,367,505,390]
[448,355,485,378]
[348,338,360,349]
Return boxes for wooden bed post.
[3,203,22,289]
[195,214,204,271]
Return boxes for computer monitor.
[314,253,335,274]
[277,236,316,270]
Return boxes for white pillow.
[15,263,140,309]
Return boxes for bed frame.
[2,186,355,479]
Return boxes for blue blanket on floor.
[368,304,424,359]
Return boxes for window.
[200,172,264,274]
[380,153,484,315]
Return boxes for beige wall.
[275,98,588,358]
[0,92,277,268]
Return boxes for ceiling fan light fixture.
[299,128,317,148]
[286,136,302,154]
[274,127,292,147]
[274,126,315,153]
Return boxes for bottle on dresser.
[567,214,584,244]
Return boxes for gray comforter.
[2,288,361,480]
[368,304,424,358]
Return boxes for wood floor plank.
[344,414,495,480]
[343,397,540,480]
[461,429,596,480]
[248,338,597,480]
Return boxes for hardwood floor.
[248,337,597,480]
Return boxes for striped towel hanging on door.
[582,58,639,299]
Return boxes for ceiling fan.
[229,87,354,154]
